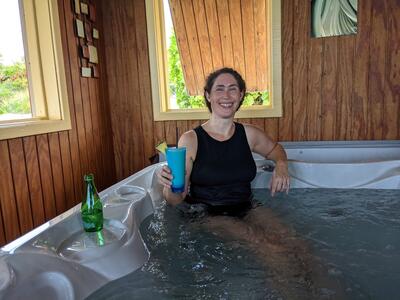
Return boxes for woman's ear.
[205,91,210,102]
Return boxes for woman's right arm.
[157,130,197,206]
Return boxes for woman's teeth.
[220,103,233,108]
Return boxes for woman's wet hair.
[203,67,246,112]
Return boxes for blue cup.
[165,147,186,193]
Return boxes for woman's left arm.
[244,124,290,196]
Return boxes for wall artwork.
[311,0,357,38]
[73,0,100,78]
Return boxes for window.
[146,0,282,121]
[0,0,70,140]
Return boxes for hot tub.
[1,141,399,299]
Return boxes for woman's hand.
[157,165,173,189]
[269,161,290,196]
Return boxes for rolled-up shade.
[169,0,271,95]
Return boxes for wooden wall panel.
[321,38,338,141]
[292,0,309,140]
[169,0,197,95]
[204,0,224,70]
[8,139,33,235]
[0,141,21,241]
[98,0,400,188]
[180,0,206,95]
[241,0,257,90]
[134,0,155,168]
[23,136,46,227]
[351,0,372,140]
[229,0,246,78]
[368,1,387,140]
[0,0,116,246]
[336,36,354,140]
[173,0,271,94]
[307,38,322,141]
[384,0,400,139]
[278,0,293,141]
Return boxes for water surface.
[87,189,400,300]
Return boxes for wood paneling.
[171,0,271,94]
[99,0,400,187]
[0,0,116,246]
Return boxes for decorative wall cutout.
[88,45,98,63]
[81,67,92,77]
[76,19,85,38]
[93,28,99,39]
[81,2,89,15]
[73,0,100,78]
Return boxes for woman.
[157,68,344,299]
[158,67,290,209]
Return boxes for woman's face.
[206,73,244,118]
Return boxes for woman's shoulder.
[241,123,274,150]
[179,130,197,148]
[241,123,263,136]
[179,130,198,159]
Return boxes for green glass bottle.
[81,174,103,232]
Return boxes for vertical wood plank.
[241,0,257,90]
[229,0,246,77]
[265,118,279,141]
[188,119,202,131]
[204,0,224,70]
[154,121,166,146]
[279,0,293,141]
[170,0,197,95]
[216,0,234,68]
[336,35,355,140]
[384,0,400,139]
[176,120,189,140]
[80,75,97,175]
[59,0,83,196]
[59,132,77,208]
[23,136,46,227]
[368,1,387,140]
[321,38,338,140]
[0,141,20,241]
[165,121,178,145]
[351,0,372,140]
[307,38,323,141]
[63,0,89,174]
[0,204,5,245]
[88,76,105,188]
[254,0,268,89]
[48,133,67,215]
[96,1,116,188]
[250,118,265,131]
[134,0,155,168]
[180,0,205,95]
[192,0,214,78]
[292,0,308,140]
[36,135,57,220]
[8,139,33,234]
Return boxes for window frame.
[0,0,71,140]
[145,0,282,121]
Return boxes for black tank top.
[188,122,257,206]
